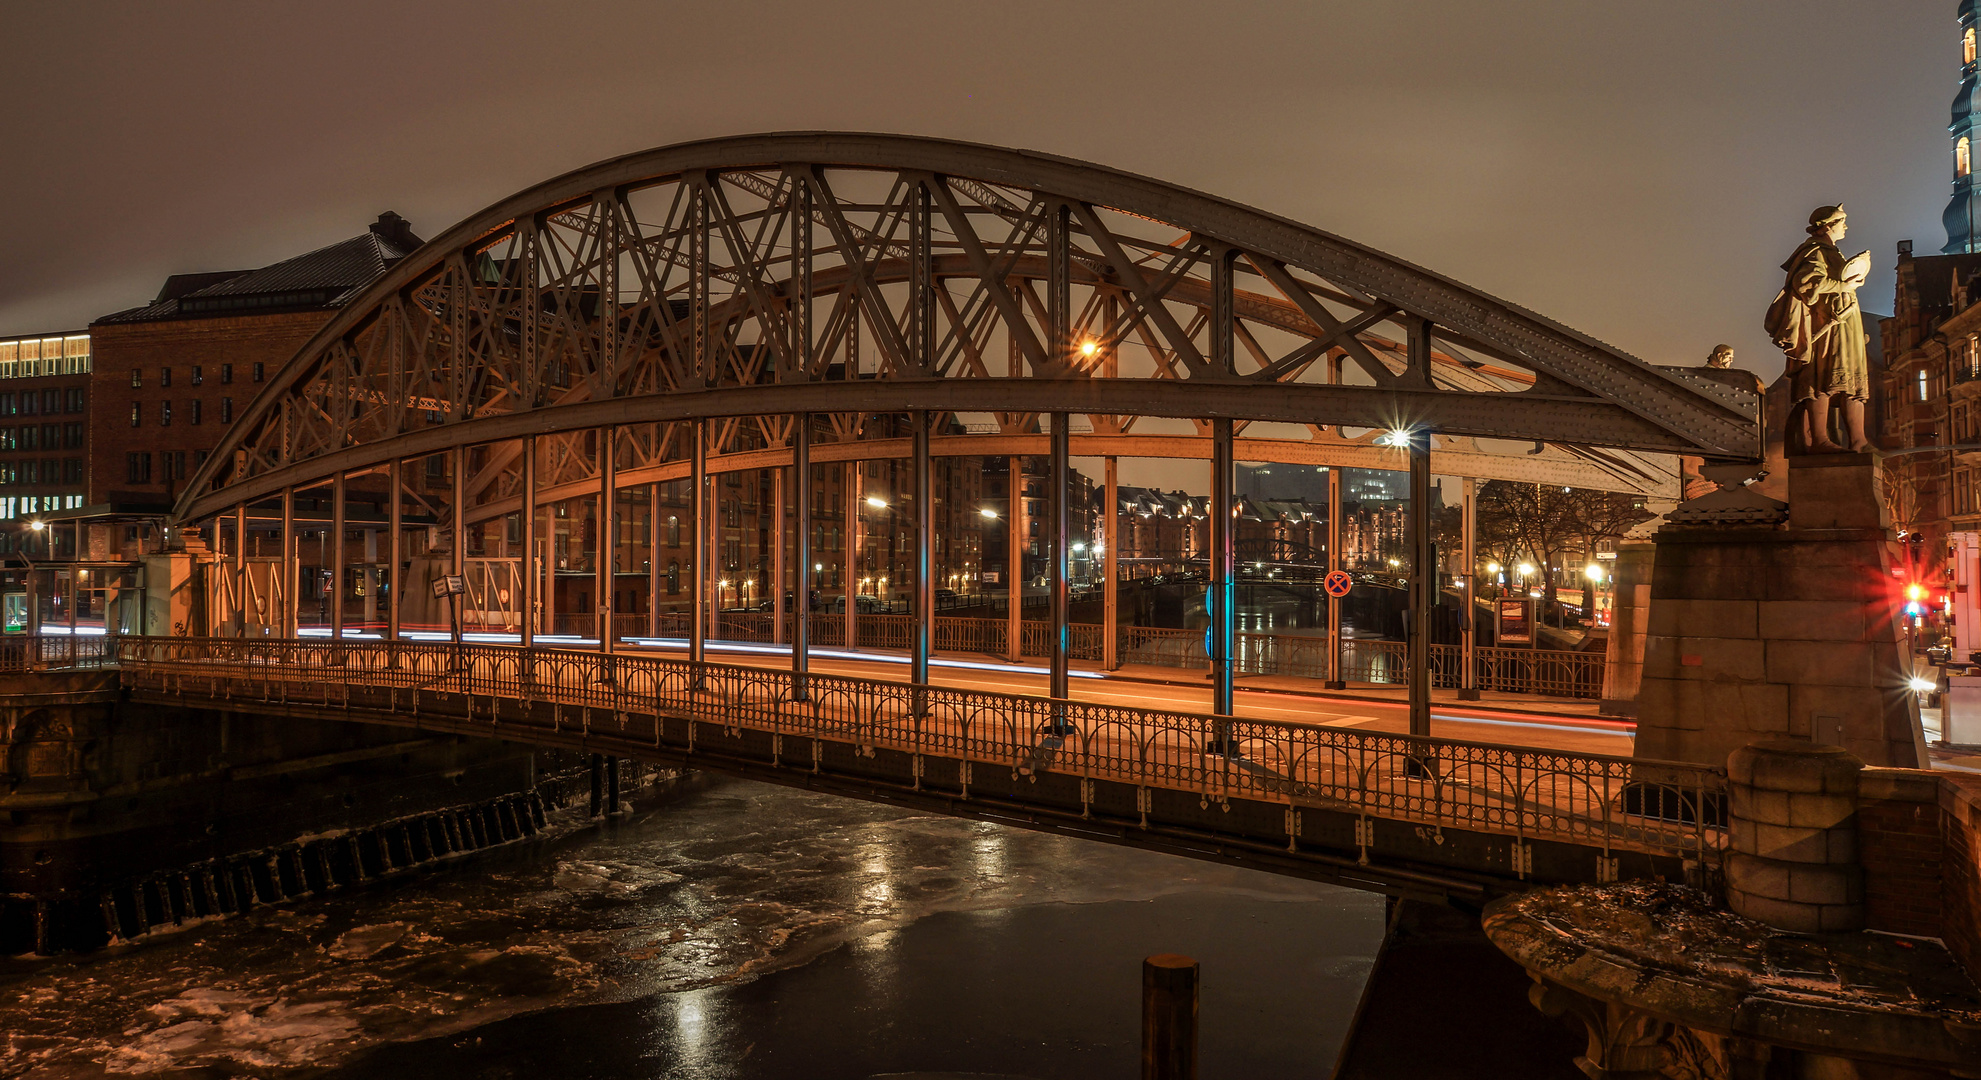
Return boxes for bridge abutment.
[0,674,581,953]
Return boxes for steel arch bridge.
[180,130,1752,526]
[120,133,1751,899]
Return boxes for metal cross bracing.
[108,636,1724,902]
[170,132,1761,740]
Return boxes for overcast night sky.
[0,1,1960,385]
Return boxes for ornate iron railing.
[0,634,115,672]
[105,637,1719,864]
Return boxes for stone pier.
[1634,452,1926,770]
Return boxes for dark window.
[252,362,264,383]
[40,459,54,484]
[192,449,207,471]
[220,397,233,423]
[127,452,152,484]
[62,423,80,448]
[220,363,232,385]
[130,369,142,389]
[22,460,38,483]
[130,403,140,427]
[20,393,35,416]
[42,391,57,414]
[171,451,186,479]
[667,560,680,594]
[161,402,171,427]
[40,424,55,449]
[191,366,203,386]
[61,459,81,484]
[21,427,37,451]
[667,515,680,546]
[64,389,83,413]
[190,400,202,425]
[160,367,171,388]
[0,393,12,416]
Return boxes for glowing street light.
[1486,562,1502,574]
[865,496,889,510]
[1516,563,1536,577]
[28,520,44,532]
[1584,564,1605,583]
[980,507,999,519]
[1080,340,1099,357]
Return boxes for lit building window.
[1960,136,1972,179]
[1921,369,1931,401]
[1966,26,1976,64]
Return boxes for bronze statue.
[1766,205,1872,453]
[1705,344,1735,369]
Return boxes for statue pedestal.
[1633,453,1926,770]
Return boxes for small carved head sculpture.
[1706,344,1735,369]
[1807,204,1848,241]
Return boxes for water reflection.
[0,777,1383,1078]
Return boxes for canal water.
[0,774,1385,1078]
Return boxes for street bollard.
[1142,953,1198,1080]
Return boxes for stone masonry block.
[1647,636,1765,682]
[1764,639,1876,688]
[1647,598,1758,640]
[1787,457,1889,531]
[1755,600,1870,643]
[1639,678,1789,736]
[1729,784,1857,830]
[1727,739,1864,794]
[1734,819,1857,864]
[1729,888,1827,933]
[1650,563,1773,602]
[1786,862,1864,906]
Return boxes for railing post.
[331,473,346,643]
[281,486,296,640]
[1104,455,1119,671]
[845,457,860,651]
[520,438,535,658]
[387,459,402,645]
[1006,452,1023,664]
[598,424,616,678]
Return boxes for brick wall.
[1858,768,1981,978]
[1938,774,1981,976]
[1858,769,1945,937]
[86,312,328,510]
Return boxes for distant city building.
[1947,0,1981,253]
[1878,242,1981,571]
[0,332,91,541]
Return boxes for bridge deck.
[92,636,1721,903]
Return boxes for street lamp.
[866,496,889,510]
[979,507,998,519]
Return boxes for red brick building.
[81,213,423,555]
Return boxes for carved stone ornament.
[1664,460,1786,527]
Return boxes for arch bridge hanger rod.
[176,132,1759,522]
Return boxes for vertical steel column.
[233,504,247,636]
[690,418,707,670]
[792,415,810,700]
[1406,316,1435,741]
[1459,476,1479,700]
[1049,414,1070,704]
[597,426,615,655]
[331,473,346,641]
[1104,456,1119,671]
[450,447,465,646]
[1211,419,1235,724]
[772,465,786,646]
[281,486,296,639]
[843,462,858,651]
[1007,455,1024,662]
[648,480,662,638]
[1325,465,1344,688]
[913,411,933,688]
[387,460,402,641]
[519,441,534,650]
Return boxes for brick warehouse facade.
[75,213,423,558]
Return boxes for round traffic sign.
[1324,570,1354,598]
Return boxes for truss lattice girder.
[462,431,1672,525]
[177,132,1757,524]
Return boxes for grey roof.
[97,214,423,326]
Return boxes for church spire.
[1943,0,1980,252]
